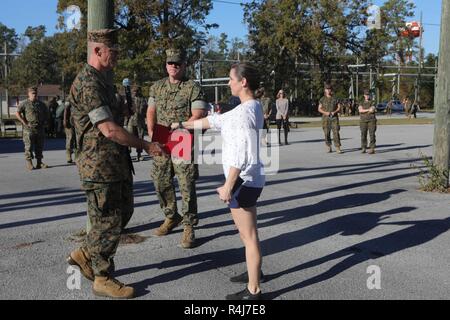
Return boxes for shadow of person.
[116,194,410,298]
[197,189,407,235]
[264,216,450,299]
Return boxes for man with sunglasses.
[66,29,164,299]
[147,48,208,249]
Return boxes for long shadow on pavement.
[117,205,418,299]
[264,215,450,299]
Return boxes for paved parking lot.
[1,123,449,300]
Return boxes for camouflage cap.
[166,48,187,64]
[364,89,370,95]
[27,86,38,93]
[88,29,118,48]
[324,83,333,89]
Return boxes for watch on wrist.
[178,121,184,129]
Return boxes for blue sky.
[0,0,442,55]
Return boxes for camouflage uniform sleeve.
[81,82,113,126]
[318,97,324,108]
[17,101,26,115]
[190,82,208,110]
[147,83,157,109]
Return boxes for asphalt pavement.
[0,122,449,300]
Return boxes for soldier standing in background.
[66,29,164,299]
[256,87,272,146]
[15,86,49,170]
[55,96,65,137]
[127,87,148,161]
[318,83,343,154]
[147,48,208,249]
[47,97,58,138]
[275,89,289,145]
[358,89,377,154]
[63,100,76,163]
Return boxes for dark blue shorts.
[228,178,263,209]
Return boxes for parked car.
[376,100,404,113]
[376,102,387,112]
[390,100,405,112]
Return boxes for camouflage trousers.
[65,127,76,154]
[360,119,377,149]
[81,176,133,276]
[322,117,341,147]
[23,128,45,160]
[150,156,198,226]
[127,124,144,154]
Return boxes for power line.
[212,0,244,5]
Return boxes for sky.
[0,0,443,55]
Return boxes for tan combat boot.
[26,160,34,171]
[36,159,48,169]
[326,145,332,153]
[368,148,375,154]
[93,276,134,299]
[181,225,195,249]
[153,215,183,236]
[336,147,343,154]
[66,151,73,164]
[67,247,94,281]
[361,148,366,153]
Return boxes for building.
[1,85,63,136]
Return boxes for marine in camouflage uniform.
[147,48,208,248]
[256,87,272,145]
[318,83,342,153]
[63,101,77,163]
[66,29,163,299]
[127,87,147,161]
[15,87,49,170]
[358,90,377,154]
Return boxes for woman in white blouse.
[276,89,289,145]
[171,63,265,300]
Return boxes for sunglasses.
[167,61,182,67]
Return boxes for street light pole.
[86,0,115,232]
[433,0,450,187]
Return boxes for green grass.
[283,117,433,128]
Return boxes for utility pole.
[356,57,359,101]
[415,11,423,105]
[2,43,7,122]
[0,43,20,120]
[86,0,115,232]
[88,0,114,81]
[433,0,450,187]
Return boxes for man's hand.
[216,185,232,204]
[144,141,166,157]
[170,122,180,130]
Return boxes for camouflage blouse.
[148,77,207,126]
[69,64,130,183]
[17,99,48,131]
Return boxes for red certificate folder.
[151,124,193,160]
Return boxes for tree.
[24,26,47,43]
[0,23,19,86]
[55,0,217,87]
[380,0,415,64]
[244,0,370,100]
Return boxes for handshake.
[143,140,167,157]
